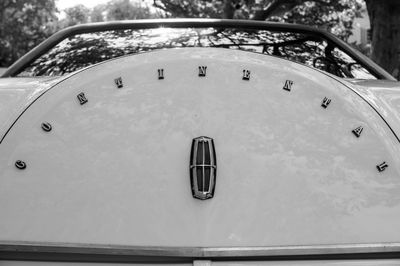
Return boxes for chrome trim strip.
[1,241,400,258]
[190,165,216,168]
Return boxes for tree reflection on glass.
[19,27,377,79]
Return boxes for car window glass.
[17,27,377,79]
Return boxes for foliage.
[90,4,107,22]
[0,0,58,67]
[152,0,364,40]
[62,4,90,26]
[268,0,364,41]
[0,0,159,67]
[106,0,153,20]
[152,0,225,18]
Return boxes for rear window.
[17,27,377,79]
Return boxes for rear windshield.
[17,27,377,79]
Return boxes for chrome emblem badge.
[190,136,217,200]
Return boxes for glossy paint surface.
[0,48,400,247]
[347,79,400,142]
[0,77,59,142]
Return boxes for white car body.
[0,20,400,265]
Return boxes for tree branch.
[252,0,292,20]
[252,0,333,21]
[153,0,191,17]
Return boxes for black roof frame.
[1,18,395,80]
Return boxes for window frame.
[1,19,395,80]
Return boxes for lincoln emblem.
[190,136,217,200]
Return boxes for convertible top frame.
[1,19,396,80]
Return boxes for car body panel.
[346,79,400,142]
[0,77,60,142]
[0,68,7,76]
[1,49,400,249]
[2,18,400,263]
